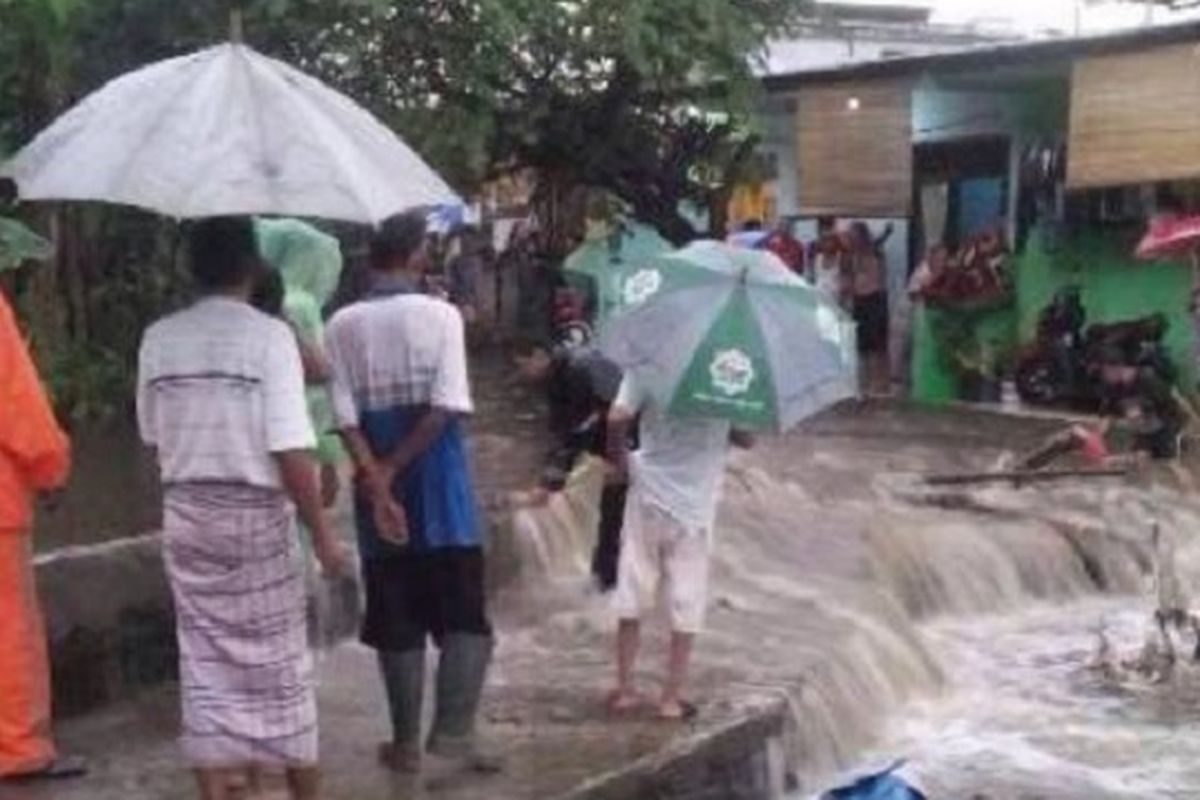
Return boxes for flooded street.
[772,404,1200,799]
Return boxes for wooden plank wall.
[796,79,914,217]
[1068,42,1200,189]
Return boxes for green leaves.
[0,216,53,272]
[44,0,81,24]
[1,0,807,243]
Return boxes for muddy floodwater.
[869,601,1200,799]
[766,404,1200,798]
[509,399,1200,798]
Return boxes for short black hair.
[370,212,427,271]
[251,268,285,317]
[188,216,262,291]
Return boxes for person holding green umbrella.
[600,242,856,721]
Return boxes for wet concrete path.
[0,639,781,800]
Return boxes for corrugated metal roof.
[762,18,1200,89]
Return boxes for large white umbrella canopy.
[1,43,459,225]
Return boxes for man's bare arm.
[340,427,380,482]
[275,450,347,575]
[338,427,408,545]
[380,407,452,476]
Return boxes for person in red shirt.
[760,218,805,275]
[0,289,84,781]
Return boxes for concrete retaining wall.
[35,533,360,718]
[568,699,790,800]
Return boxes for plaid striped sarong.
[163,483,317,768]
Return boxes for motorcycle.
[1015,285,1174,410]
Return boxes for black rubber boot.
[426,634,501,773]
[378,649,426,773]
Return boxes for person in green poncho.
[256,219,346,506]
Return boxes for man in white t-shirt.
[605,373,751,721]
[137,216,346,800]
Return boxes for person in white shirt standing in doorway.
[605,373,752,721]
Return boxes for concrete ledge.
[36,535,175,717]
[35,533,360,718]
[563,695,790,800]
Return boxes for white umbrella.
[2,43,459,225]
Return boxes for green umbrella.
[599,241,858,432]
[0,216,53,272]
[562,220,672,320]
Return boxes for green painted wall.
[1017,227,1194,387]
[911,226,1195,402]
[911,303,1016,403]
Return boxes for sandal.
[6,755,88,781]
[605,689,647,717]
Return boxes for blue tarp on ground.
[820,761,926,800]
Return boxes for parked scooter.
[1015,286,1174,410]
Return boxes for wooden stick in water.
[923,468,1129,487]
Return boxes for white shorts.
[612,490,713,634]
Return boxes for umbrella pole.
[229,0,245,43]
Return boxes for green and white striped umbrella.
[599,241,858,432]
[562,220,672,322]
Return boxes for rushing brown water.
[502,400,1200,796]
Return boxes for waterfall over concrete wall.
[495,409,1196,792]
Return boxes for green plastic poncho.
[256,218,345,465]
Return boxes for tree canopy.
[269,0,807,243]
[0,0,806,418]
[3,0,808,242]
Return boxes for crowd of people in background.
[742,215,896,394]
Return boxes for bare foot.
[378,741,422,774]
[605,689,646,717]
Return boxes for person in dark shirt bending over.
[515,339,629,591]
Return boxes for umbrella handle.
[229,0,245,43]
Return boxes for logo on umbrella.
[709,349,756,396]
[622,268,663,306]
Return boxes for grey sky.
[843,0,1200,33]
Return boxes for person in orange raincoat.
[0,288,84,781]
